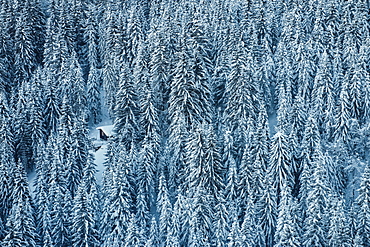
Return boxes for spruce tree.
[0,0,14,97]
[84,2,101,125]
[0,109,15,226]
[227,214,243,247]
[184,125,223,196]
[27,71,46,163]
[101,150,133,247]
[224,38,255,153]
[33,144,52,247]
[240,197,257,247]
[255,172,277,247]
[48,145,72,247]
[1,163,38,247]
[213,194,229,247]
[334,79,350,143]
[327,195,351,247]
[43,72,61,137]
[148,15,170,112]
[146,217,160,247]
[274,183,301,247]
[168,39,212,187]
[355,164,370,246]
[13,0,37,85]
[71,156,100,247]
[13,84,33,171]
[157,170,173,246]
[113,59,139,151]
[137,40,161,210]
[303,150,330,247]
[269,131,293,200]
[312,50,335,137]
[124,214,143,247]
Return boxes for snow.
[90,118,112,185]
[28,170,37,197]
[93,144,107,185]
[90,111,112,185]
[268,112,278,135]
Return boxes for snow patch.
[93,144,107,185]
[268,112,277,136]
[28,170,36,197]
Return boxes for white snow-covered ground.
[268,112,278,135]
[90,118,112,185]
[93,144,107,185]
[28,170,36,196]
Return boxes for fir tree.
[101,150,133,247]
[224,38,255,153]
[269,131,293,200]
[240,197,257,247]
[157,171,173,246]
[327,195,351,247]
[1,162,38,247]
[355,164,370,246]
[71,156,100,247]
[113,59,139,151]
[255,172,277,247]
[227,215,243,247]
[0,109,15,226]
[303,150,330,247]
[274,183,301,247]
[146,217,160,247]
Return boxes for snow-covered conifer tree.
[327,195,351,247]
[269,131,293,199]
[355,164,370,246]
[1,162,38,247]
[71,155,100,247]
[157,170,173,246]
[303,150,330,247]
[274,183,301,247]
[101,150,134,247]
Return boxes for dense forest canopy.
[1,0,370,246]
